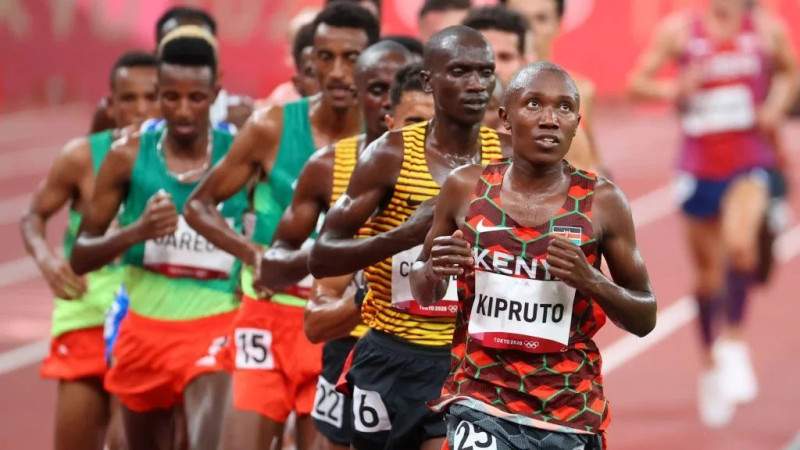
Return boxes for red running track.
[0,103,798,449]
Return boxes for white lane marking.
[0,145,61,180]
[783,430,800,450]
[629,182,677,228]
[604,223,800,375]
[0,339,49,376]
[0,257,38,288]
[0,194,32,226]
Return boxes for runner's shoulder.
[242,103,285,143]
[105,130,142,172]
[362,128,405,167]
[56,135,93,175]
[442,163,484,199]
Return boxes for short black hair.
[326,0,382,13]
[158,26,218,82]
[381,35,424,57]
[313,3,381,46]
[155,7,217,43]
[462,6,529,55]
[419,0,472,20]
[499,0,565,18]
[109,51,158,90]
[390,64,425,108]
[292,23,317,71]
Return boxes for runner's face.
[356,54,409,137]
[158,64,217,144]
[480,29,525,86]
[387,91,435,130]
[711,0,748,12]
[314,24,369,111]
[503,70,580,164]
[294,47,321,97]
[109,67,159,128]
[507,0,560,59]
[424,41,496,125]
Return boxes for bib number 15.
[235,328,274,369]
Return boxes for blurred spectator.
[418,0,472,42]
[462,5,529,85]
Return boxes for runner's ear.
[419,70,433,94]
[498,107,511,131]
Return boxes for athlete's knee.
[694,267,724,297]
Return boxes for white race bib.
[234,328,274,370]
[682,84,756,137]
[391,245,459,317]
[311,376,345,428]
[143,216,236,280]
[468,270,575,353]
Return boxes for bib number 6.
[453,420,497,450]
[352,386,391,433]
[235,328,274,369]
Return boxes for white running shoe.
[697,368,736,428]
[714,339,759,404]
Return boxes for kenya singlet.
[51,130,121,337]
[679,11,775,178]
[361,121,502,346]
[430,159,610,434]
[118,129,248,320]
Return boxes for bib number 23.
[453,420,497,450]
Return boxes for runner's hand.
[546,236,599,291]
[136,191,179,241]
[426,230,473,281]
[37,254,87,300]
[252,245,275,299]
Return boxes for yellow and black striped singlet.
[330,135,369,339]
[361,121,502,346]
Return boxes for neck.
[429,113,483,157]
[710,3,746,22]
[508,156,565,191]
[309,94,362,138]
[164,127,210,158]
[365,128,383,146]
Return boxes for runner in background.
[417,0,472,42]
[90,6,253,133]
[183,4,379,449]
[628,0,799,427]
[21,51,159,450]
[71,27,245,450]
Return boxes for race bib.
[391,245,459,317]
[468,270,575,353]
[143,216,235,280]
[311,376,345,428]
[453,420,498,450]
[682,84,756,137]
[234,328,274,370]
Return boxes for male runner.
[628,0,798,427]
[304,63,436,344]
[409,61,657,450]
[70,28,245,450]
[501,0,604,174]
[183,4,379,449]
[462,6,529,86]
[259,21,322,108]
[254,41,414,450]
[20,51,158,450]
[308,26,511,450]
[90,6,253,133]
[417,0,472,42]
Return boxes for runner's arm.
[304,275,363,343]
[547,179,657,337]
[309,133,423,278]
[760,19,800,127]
[20,138,90,299]
[70,139,139,275]
[258,149,333,290]
[628,14,684,102]
[411,165,481,307]
[185,110,280,266]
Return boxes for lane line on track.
[783,430,800,450]
[0,179,682,376]
[0,194,32,226]
[604,222,800,375]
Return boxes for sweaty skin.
[308,27,512,280]
[411,65,657,338]
[184,23,369,269]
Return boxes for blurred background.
[2,1,800,449]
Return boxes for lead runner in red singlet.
[628,0,799,427]
[410,62,657,450]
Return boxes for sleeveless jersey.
[361,121,503,347]
[430,160,610,435]
[679,11,775,179]
[51,130,122,337]
[330,135,369,339]
[243,97,317,306]
[119,128,248,320]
